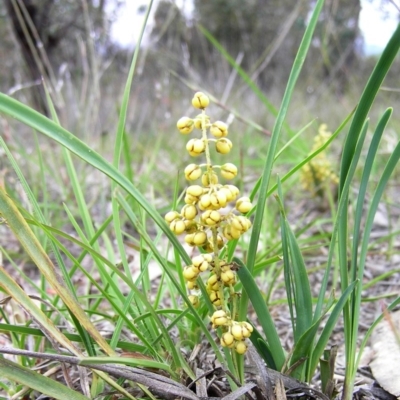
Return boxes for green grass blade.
[339,23,400,193]
[237,0,326,326]
[277,179,312,342]
[0,358,89,400]
[235,257,285,370]
[350,139,400,367]
[246,0,325,274]
[308,281,357,379]
[350,108,392,284]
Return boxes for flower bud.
[169,219,186,235]
[235,197,252,213]
[210,190,227,208]
[186,138,206,157]
[188,295,200,308]
[193,113,210,129]
[192,255,210,272]
[234,340,247,355]
[177,117,194,134]
[231,322,253,340]
[181,204,197,220]
[186,185,204,198]
[210,121,228,138]
[185,231,207,246]
[187,280,198,290]
[223,224,241,240]
[183,265,200,281]
[184,164,202,181]
[202,209,221,226]
[231,216,251,232]
[221,332,235,348]
[223,185,240,201]
[202,171,218,187]
[201,240,214,253]
[192,92,210,109]
[184,220,198,233]
[208,234,225,251]
[221,269,236,285]
[207,274,220,291]
[208,290,222,306]
[216,138,232,154]
[221,163,237,180]
[165,211,180,223]
[199,193,212,210]
[211,310,229,326]
[184,193,198,204]
[203,254,213,262]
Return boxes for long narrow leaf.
[235,257,285,370]
[0,358,89,400]
[339,23,400,192]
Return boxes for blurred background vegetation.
[0,0,399,154]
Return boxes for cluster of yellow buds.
[211,310,253,354]
[165,92,253,354]
[300,124,339,195]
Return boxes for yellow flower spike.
[235,196,252,214]
[169,219,186,235]
[186,185,204,197]
[188,295,200,308]
[164,211,180,223]
[209,290,222,306]
[234,340,248,355]
[192,255,210,272]
[192,92,210,109]
[183,265,200,281]
[181,204,197,220]
[177,117,195,134]
[186,138,206,157]
[216,138,233,154]
[184,164,202,181]
[210,121,228,138]
[201,210,221,226]
[201,171,218,187]
[211,310,229,326]
[220,163,238,180]
[194,113,210,129]
[221,332,235,348]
